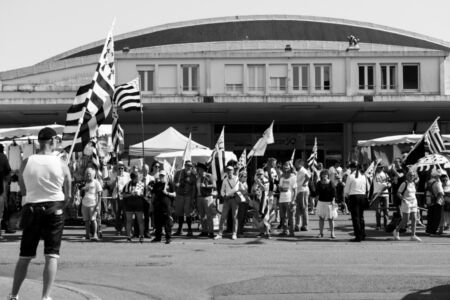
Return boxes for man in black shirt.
[152,170,176,244]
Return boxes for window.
[137,66,154,92]
[358,64,374,90]
[314,64,331,91]
[248,65,265,92]
[158,65,177,94]
[225,65,243,92]
[182,65,199,92]
[269,64,287,92]
[292,64,309,91]
[403,64,419,90]
[270,77,287,91]
[381,65,396,90]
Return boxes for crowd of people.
[63,154,450,244]
[2,142,450,245]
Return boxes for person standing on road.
[294,159,311,231]
[425,169,445,235]
[151,170,176,244]
[236,170,249,237]
[8,127,72,300]
[173,160,197,236]
[392,170,421,242]
[0,143,12,240]
[123,172,146,243]
[80,167,102,241]
[251,168,270,238]
[195,163,216,238]
[278,162,297,237]
[344,161,370,242]
[112,161,130,235]
[215,166,240,240]
[315,170,337,238]
[373,165,390,230]
[141,164,154,238]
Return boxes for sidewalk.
[0,277,100,300]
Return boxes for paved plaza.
[1,211,450,300]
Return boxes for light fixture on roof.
[285,44,292,52]
[122,46,130,53]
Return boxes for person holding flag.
[215,166,240,240]
[195,163,216,238]
[173,160,196,237]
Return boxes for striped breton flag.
[113,78,142,112]
[111,106,124,153]
[307,137,318,168]
[424,119,446,154]
[211,127,226,181]
[61,28,115,152]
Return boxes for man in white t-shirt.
[9,127,71,300]
[278,162,297,236]
[294,159,311,231]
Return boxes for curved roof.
[57,15,450,61]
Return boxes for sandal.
[316,233,323,238]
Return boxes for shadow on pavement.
[402,284,450,300]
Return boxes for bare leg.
[318,218,324,236]
[125,213,133,238]
[92,219,98,239]
[329,219,335,237]
[11,257,32,296]
[42,256,58,299]
[396,213,410,233]
[84,221,90,239]
[410,213,417,236]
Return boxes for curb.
[45,281,102,300]
[0,277,101,300]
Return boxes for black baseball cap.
[38,127,57,141]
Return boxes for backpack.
[425,180,439,206]
[394,181,413,206]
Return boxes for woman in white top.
[393,170,421,242]
[278,162,297,237]
[344,161,369,242]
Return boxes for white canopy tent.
[0,124,64,140]
[129,127,209,157]
[357,133,450,166]
[155,148,237,165]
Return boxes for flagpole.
[140,104,145,164]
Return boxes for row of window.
[358,64,419,91]
[137,63,420,94]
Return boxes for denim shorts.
[19,201,65,259]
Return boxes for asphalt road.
[1,211,450,300]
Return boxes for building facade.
[1,15,450,165]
